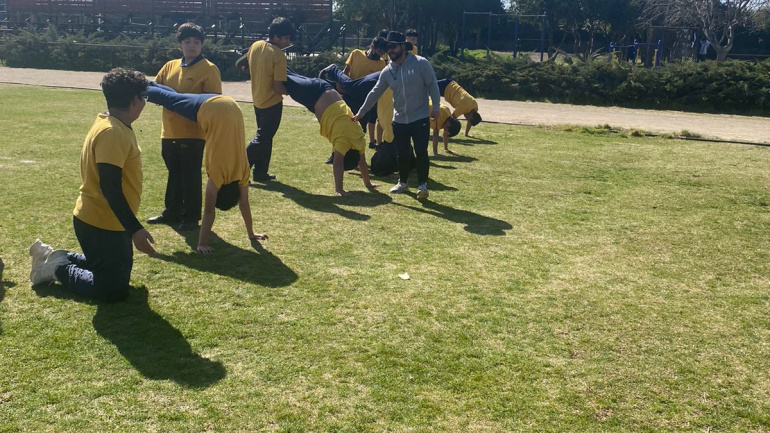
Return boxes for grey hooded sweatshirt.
[356,52,441,124]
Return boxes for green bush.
[1,31,768,115]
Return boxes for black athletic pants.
[393,117,430,185]
[160,138,204,223]
[247,102,283,178]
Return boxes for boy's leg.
[247,102,283,181]
[179,138,205,227]
[160,139,182,221]
[55,216,133,302]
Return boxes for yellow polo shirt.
[248,40,287,109]
[74,113,142,231]
[429,101,452,133]
[197,96,250,188]
[345,49,386,79]
[320,101,366,155]
[444,81,478,119]
[155,57,222,139]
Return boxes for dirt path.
[2,66,768,144]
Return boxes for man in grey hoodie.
[354,31,440,200]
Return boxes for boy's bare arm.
[239,185,267,240]
[332,150,347,196]
[358,152,378,190]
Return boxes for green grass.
[2,83,770,432]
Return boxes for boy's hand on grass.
[249,233,268,240]
[336,189,350,196]
[197,245,214,254]
[366,183,379,190]
[133,229,156,255]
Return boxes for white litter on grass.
[398,273,410,280]
[20,160,36,164]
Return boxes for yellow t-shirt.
[155,58,222,139]
[377,88,395,143]
[197,96,250,188]
[410,45,419,55]
[248,40,287,109]
[428,101,452,133]
[74,113,142,231]
[320,100,366,155]
[345,49,386,79]
[444,81,478,119]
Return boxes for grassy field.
[2,83,770,432]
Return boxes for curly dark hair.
[177,22,205,42]
[215,181,241,211]
[268,17,294,38]
[447,117,461,137]
[100,68,147,110]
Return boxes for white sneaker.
[30,240,69,285]
[416,183,429,200]
[30,239,54,270]
[390,181,409,194]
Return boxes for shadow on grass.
[349,173,459,193]
[156,232,298,288]
[430,153,478,164]
[252,180,392,221]
[393,200,512,235]
[33,284,225,388]
[452,137,498,146]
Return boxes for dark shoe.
[147,214,179,225]
[324,152,334,164]
[177,221,199,232]
[319,64,336,81]
[253,173,276,182]
[368,141,377,149]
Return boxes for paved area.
[1,66,768,144]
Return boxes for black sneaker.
[147,214,179,225]
[324,152,334,164]
[253,173,277,182]
[368,141,377,149]
[319,64,336,81]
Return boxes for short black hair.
[344,149,360,171]
[268,17,294,38]
[447,118,461,137]
[215,181,241,211]
[405,29,419,37]
[378,29,389,39]
[100,68,147,110]
[177,22,205,42]
[372,36,387,51]
[469,111,482,126]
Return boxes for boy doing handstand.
[145,82,267,254]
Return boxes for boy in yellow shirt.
[145,82,268,254]
[30,68,155,302]
[429,101,462,155]
[437,78,483,137]
[149,23,221,231]
[247,17,293,182]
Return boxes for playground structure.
[0,0,345,54]
[460,11,547,61]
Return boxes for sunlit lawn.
[1,83,770,432]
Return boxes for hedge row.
[2,30,769,115]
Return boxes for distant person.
[284,69,378,196]
[145,81,268,254]
[148,23,222,232]
[247,17,293,182]
[437,78,482,137]
[354,31,440,200]
[30,68,155,302]
[405,28,419,55]
[429,100,461,155]
[698,37,710,62]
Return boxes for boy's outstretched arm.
[197,179,218,254]
[332,150,347,196]
[239,185,267,240]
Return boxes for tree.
[637,0,770,61]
